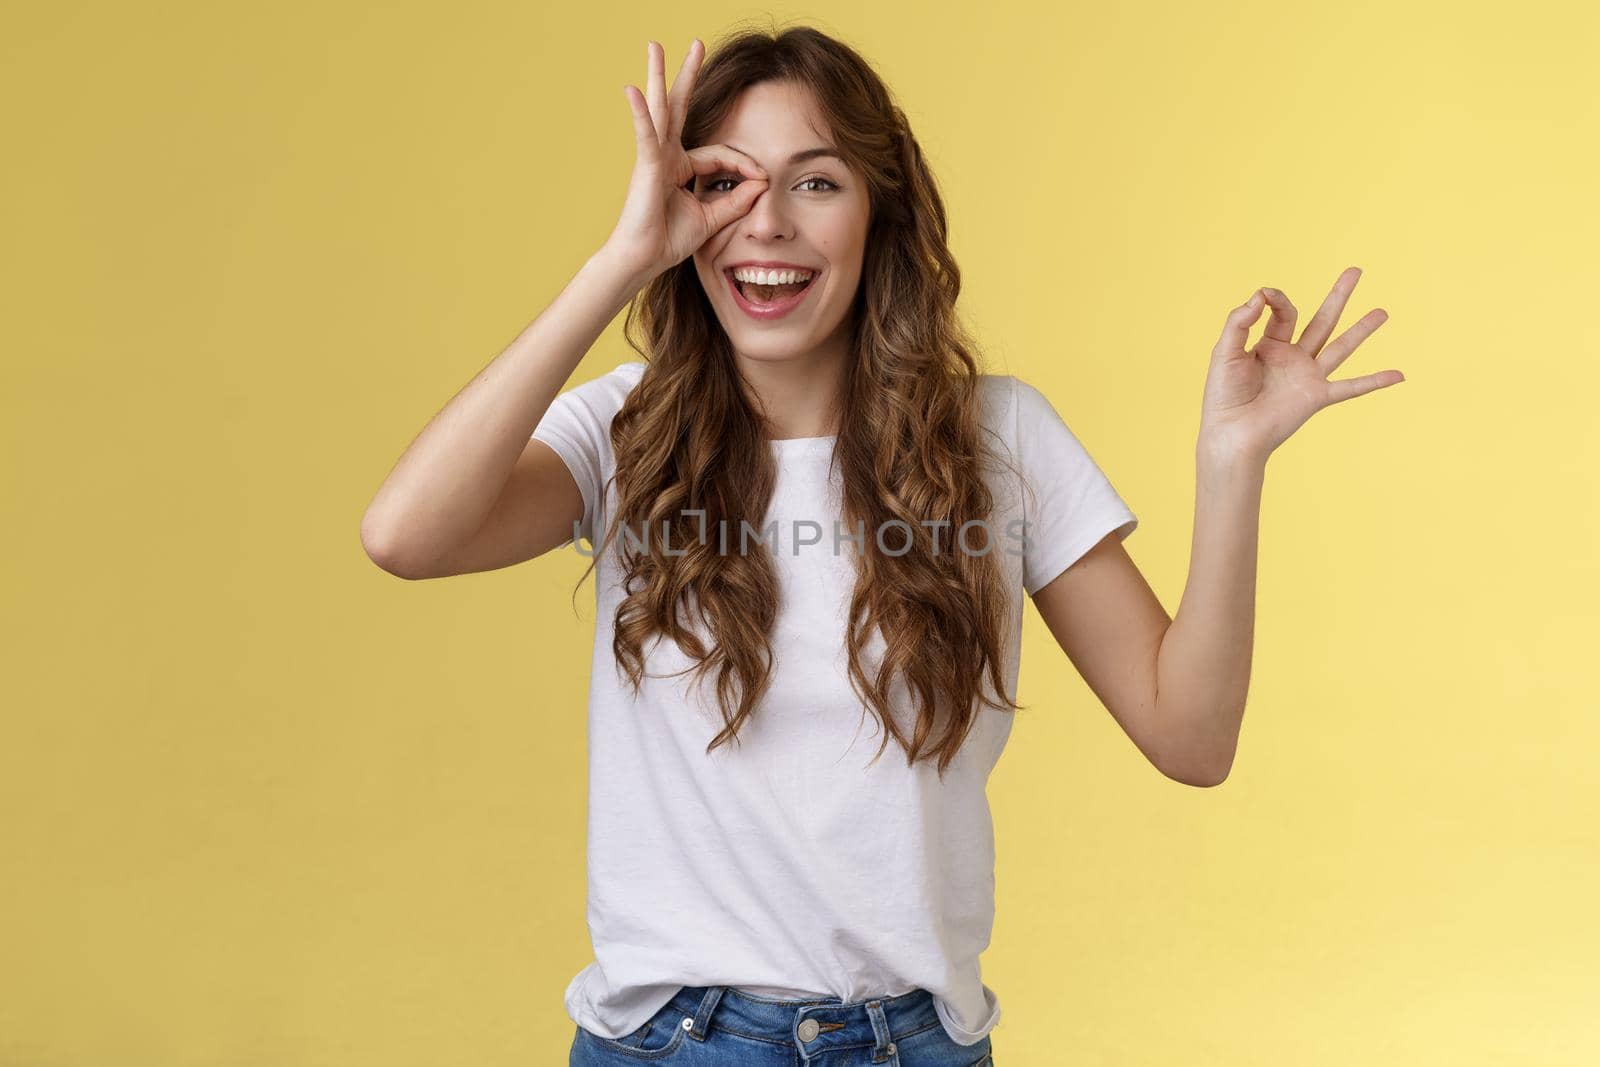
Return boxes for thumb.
[704,178,768,233]
[1214,289,1264,361]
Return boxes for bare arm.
[1144,451,1263,784]
[359,244,647,580]
[1029,536,1176,781]
[1031,269,1400,788]
[360,39,775,582]
[1028,449,1261,789]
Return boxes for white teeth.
[730,267,814,285]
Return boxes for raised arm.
[359,37,771,580]
[1031,269,1403,787]
[358,247,645,580]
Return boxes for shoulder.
[972,371,1040,445]
[972,372,1053,418]
[997,373,1081,442]
[972,372,1014,415]
[971,371,1103,478]
[531,361,648,461]
[542,360,648,426]
[995,373,1054,419]
[569,359,647,404]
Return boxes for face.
[690,80,872,366]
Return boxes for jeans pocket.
[891,1023,993,1067]
[576,1007,691,1061]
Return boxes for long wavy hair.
[573,23,1029,777]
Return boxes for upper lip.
[723,260,820,273]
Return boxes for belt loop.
[865,999,896,1062]
[688,985,726,1041]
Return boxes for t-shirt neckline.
[766,434,838,453]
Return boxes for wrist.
[1196,421,1269,470]
[560,244,648,325]
[1196,433,1269,477]
[589,239,656,293]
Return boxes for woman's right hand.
[601,39,771,286]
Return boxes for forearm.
[1151,445,1267,785]
[360,243,648,566]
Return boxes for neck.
[732,335,848,440]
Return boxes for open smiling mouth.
[724,270,819,319]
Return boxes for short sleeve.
[530,361,646,547]
[1012,376,1139,595]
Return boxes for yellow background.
[3,1,1595,1064]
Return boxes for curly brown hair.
[572,22,1027,778]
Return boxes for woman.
[359,26,1403,1067]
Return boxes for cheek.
[820,238,867,288]
[820,208,869,279]
[693,255,719,291]
[696,238,734,281]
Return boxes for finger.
[646,41,669,146]
[686,144,769,180]
[1323,368,1406,407]
[703,177,768,232]
[623,85,660,165]
[1259,287,1297,344]
[1315,307,1390,376]
[1213,289,1265,361]
[1300,266,1362,357]
[665,38,702,147]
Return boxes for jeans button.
[797,1018,820,1041]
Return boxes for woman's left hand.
[1198,266,1404,464]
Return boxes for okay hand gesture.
[1199,267,1405,463]
[603,40,771,286]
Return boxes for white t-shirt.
[532,360,1137,1047]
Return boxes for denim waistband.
[662,984,941,1061]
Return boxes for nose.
[737,182,795,241]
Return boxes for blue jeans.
[569,985,995,1066]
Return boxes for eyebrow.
[728,145,846,167]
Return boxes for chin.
[723,333,816,361]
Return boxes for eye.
[702,175,842,194]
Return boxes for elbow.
[360,513,427,580]
[1149,705,1240,788]
[1167,765,1230,789]
[1158,750,1234,789]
